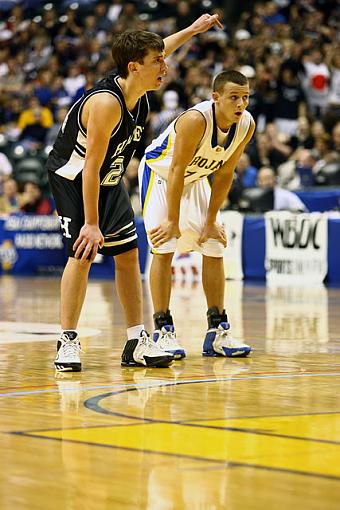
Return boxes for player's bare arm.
[149,110,206,248]
[73,93,121,261]
[163,14,222,57]
[199,118,256,246]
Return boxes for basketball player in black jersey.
[47,14,222,371]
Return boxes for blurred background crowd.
[0,0,339,216]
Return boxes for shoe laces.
[139,330,165,355]
[59,338,82,357]
[216,324,246,348]
[160,325,176,341]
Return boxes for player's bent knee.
[152,252,174,262]
[114,247,138,268]
[201,240,225,258]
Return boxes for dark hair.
[213,70,248,92]
[111,30,164,79]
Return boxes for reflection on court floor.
[1,276,340,510]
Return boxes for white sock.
[127,325,144,340]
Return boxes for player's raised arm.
[163,13,222,57]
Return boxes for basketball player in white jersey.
[139,70,255,359]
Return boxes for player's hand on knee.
[198,222,227,247]
[73,224,104,262]
[149,220,180,248]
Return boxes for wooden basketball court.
[1,275,340,509]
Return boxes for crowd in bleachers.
[0,0,339,215]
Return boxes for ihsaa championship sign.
[265,212,328,285]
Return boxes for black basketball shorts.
[48,171,138,257]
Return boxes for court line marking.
[8,378,340,448]
[11,431,340,483]
[9,410,340,436]
[1,370,340,398]
[83,385,340,446]
[8,376,340,481]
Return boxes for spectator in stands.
[149,90,184,138]
[327,53,340,113]
[235,153,258,188]
[301,49,330,118]
[0,177,23,214]
[278,148,317,190]
[34,69,54,107]
[257,166,308,212]
[58,6,83,41]
[107,0,123,23]
[49,76,71,113]
[274,67,306,136]
[63,63,86,100]
[0,57,25,95]
[331,122,340,153]
[46,106,68,146]
[227,153,258,210]
[27,35,52,72]
[239,65,264,126]
[17,97,53,148]
[115,2,142,32]
[73,70,97,103]
[290,116,314,151]
[21,181,53,215]
[94,1,114,33]
[249,126,292,171]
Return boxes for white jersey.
[145,100,252,185]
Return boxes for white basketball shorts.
[139,157,224,257]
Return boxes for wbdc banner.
[265,212,328,285]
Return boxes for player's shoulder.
[179,100,211,124]
[190,100,213,115]
[242,110,256,133]
[175,108,206,135]
[86,91,122,112]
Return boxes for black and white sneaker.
[55,331,82,372]
[121,330,174,368]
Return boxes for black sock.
[153,309,174,330]
[207,307,228,329]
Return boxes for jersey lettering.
[187,156,224,172]
[59,216,72,238]
[113,126,144,157]
[101,156,125,186]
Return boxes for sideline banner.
[0,215,65,274]
[221,210,244,280]
[265,212,328,285]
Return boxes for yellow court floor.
[1,275,340,510]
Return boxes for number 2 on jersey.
[101,156,125,186]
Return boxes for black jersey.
[46,72,149,186]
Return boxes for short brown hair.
[111,30,164,79]
[213,70,248,92]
